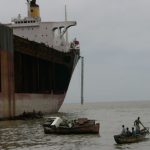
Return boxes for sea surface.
[0,101,150,150]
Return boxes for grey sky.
[1,0,150,103]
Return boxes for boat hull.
[114,133,147,144]
[44,123,100,134]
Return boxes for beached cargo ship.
[0,0,80,119]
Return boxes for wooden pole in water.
[65,4,68,43]
[81,56,84,105]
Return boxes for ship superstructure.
[9,0,79,52]
[0,0,80,119]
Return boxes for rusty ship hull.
[0,24,80,119]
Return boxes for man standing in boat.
[134,117,142,133]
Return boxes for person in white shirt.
[121,125,126,135]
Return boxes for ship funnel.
[29,0,40,18]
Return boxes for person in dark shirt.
[126,127,132,136]
[132,127,136,136]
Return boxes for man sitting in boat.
[131,127,136,136]
[126,127,132,136]
[121,125,126,135]
[134,117,142,134]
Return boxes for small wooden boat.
[43,117,100,134]
[114,128,149,144]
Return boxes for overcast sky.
[1,0,150,103]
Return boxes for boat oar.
[140,122,149,134]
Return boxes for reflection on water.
[0,119,100,150]
[0,116,100,150]
[0,101,150,150]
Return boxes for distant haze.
[1,0,150,103]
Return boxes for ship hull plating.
[0,24,80,119]
[15,93,65,115]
